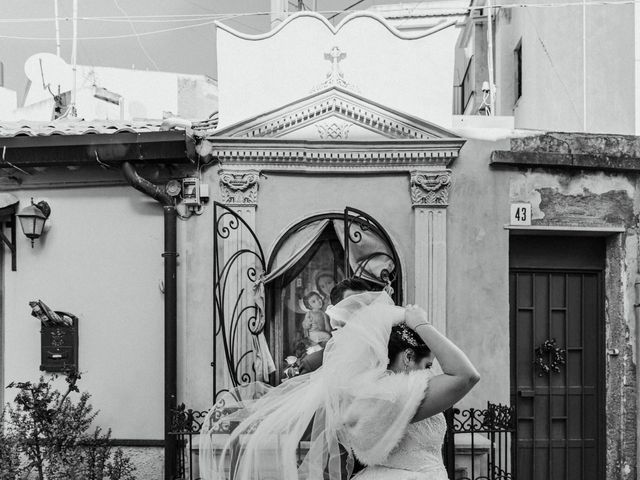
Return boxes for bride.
[199,286,480,480]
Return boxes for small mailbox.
[40,312,78,373]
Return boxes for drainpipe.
[635,279,640,477]
[122,162,177,480]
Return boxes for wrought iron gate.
[443,403,516,480]
[343,206,402,302]
[212,202,266,402]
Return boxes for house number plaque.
[510,203,531,226]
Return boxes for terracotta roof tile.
[0,119,165,138]
[191,112,218,133]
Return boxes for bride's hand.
[404,304,430,330]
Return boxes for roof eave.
[0,131,193,167]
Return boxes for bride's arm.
[405,306,480,422]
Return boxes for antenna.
[70,0,78,117]
[53,0,61,58]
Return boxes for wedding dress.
[199,291,448,480]
[351,412,448,480]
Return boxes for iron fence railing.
[170,404,209,480]
[444,403,516,480]
[170,402,515,480]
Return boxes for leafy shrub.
[1,372,136,480]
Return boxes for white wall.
[3,186,165,439]
[494,2,635,134]
[216,12,460,129]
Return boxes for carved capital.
[410,170,451,207]
[219,170,260,205]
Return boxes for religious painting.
[273,227,346,380]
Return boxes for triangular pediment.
[208,87,461,141]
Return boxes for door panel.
[510,237,604,480]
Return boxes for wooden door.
[510,236,605,480]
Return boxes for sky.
[0,0,387,95]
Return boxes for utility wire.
[112,0,160,70]
[0,0,636,25]
[0,19,220,40]
[0,0,636,37]
[328,0,368,20]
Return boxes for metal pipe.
[122,161,172,206]
[635,280,640,476]
[71,0,78,116]
[486,0,496,115]
[163,205,178,480]
[54,0,61,58]
[122,161,177,480]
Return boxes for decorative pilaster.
[410,171,451,207]
[219,170,260,206]
[411,170,451,334]
[217,169,266,382]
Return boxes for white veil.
[199,291,410,480]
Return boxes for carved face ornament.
[413,174,450,192]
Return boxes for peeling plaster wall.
[506,168,637,478]
[509,171,636,226]
[449,138,637,476]
[605,235,637,479]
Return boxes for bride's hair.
[329,277,376,305]
[388,324,431,365]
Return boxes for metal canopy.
[0,131,193,168]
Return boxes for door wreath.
[534,338,566,376]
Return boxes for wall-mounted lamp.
[17,199,51,247]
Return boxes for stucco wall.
[494,3,635,134]
[3,186,165,441]
[448,137,512,407]
[216,12,459,130]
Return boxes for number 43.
[511,203,531,226]
[514,207,527,221]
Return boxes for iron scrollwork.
[170,403,210,435]
[447,403,515,480]
[344,207,401,302]
[213,202,267,402]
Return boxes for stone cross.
[324,46,347,78]
[311,46,358,92]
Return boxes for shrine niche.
[211,204,403,395]
[202,54,464,400]
[265,209,402,383]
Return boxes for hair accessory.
[397,324,420,347]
